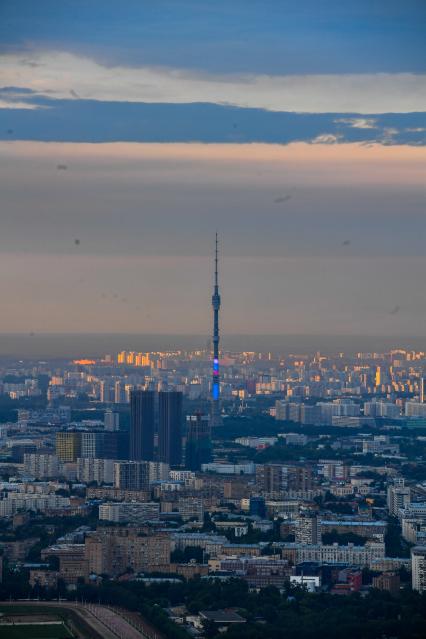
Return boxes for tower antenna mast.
[211,233,221,426]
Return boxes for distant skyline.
[0,1,425,336]
[3,333,426,360]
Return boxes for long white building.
[279,541,385,567]
[0,493,70,517]
[98,501,160,524]
[23,453,62,480]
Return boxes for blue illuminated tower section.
[211,233,221,425]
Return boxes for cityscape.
[1,2,426,639]
[0,239,425,637]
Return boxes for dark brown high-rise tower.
[158,390,183,466]
[129,390,155,461]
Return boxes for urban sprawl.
[0,345,426,635]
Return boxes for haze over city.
[0,1,426,337]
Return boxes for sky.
[0,1,426,338]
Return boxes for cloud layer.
[1,93,425,145]
[2,52,426,114]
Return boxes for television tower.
[211,233,221,426]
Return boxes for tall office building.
[81,432,105,459]
[129,390,155,461]
[159,391,183,466]
[185,413,211,471]
[55,432,82,463]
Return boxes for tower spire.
[211,233,221,426]
[215,232,218,288]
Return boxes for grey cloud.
[0,94,424,145]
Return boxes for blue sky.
[1,0,426,74]
[0,1,426,337]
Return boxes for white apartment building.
[411,546,426,592]
[98,501,160,524]
[104,409,120,432]
[281,541,385,567]
[405,402,426,418]
[0,493,70,517]
[387,480,411,516]
[77,458,115,485]
[23,453,62,480]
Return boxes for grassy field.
[0,604,103,639]
[0,623,72,638]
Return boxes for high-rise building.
[23,453,62,479]
[288,465,313,491]
[114,461,150,490]
[81,432,105,459]
[84,529,170,576]
[55,432,82,462]
[114,380,125,404]
[113,460,169,490]
[129,390,155,461]
[178,497,204,522]
[256,464,286,494]
[411,546,426,592]
[148,461,170,482]
[295,513,318,544]
[420,377,426,403]
[405,402,426,418]
[104,409,120,432]
[100,380,113,403]
[387,479,411,516]
[158,391,183,466]
[275,400,288,421]
[77,458,115,485]
[185,413,211,471]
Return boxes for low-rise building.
[278,541,385,567]
[372,572,400,595]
